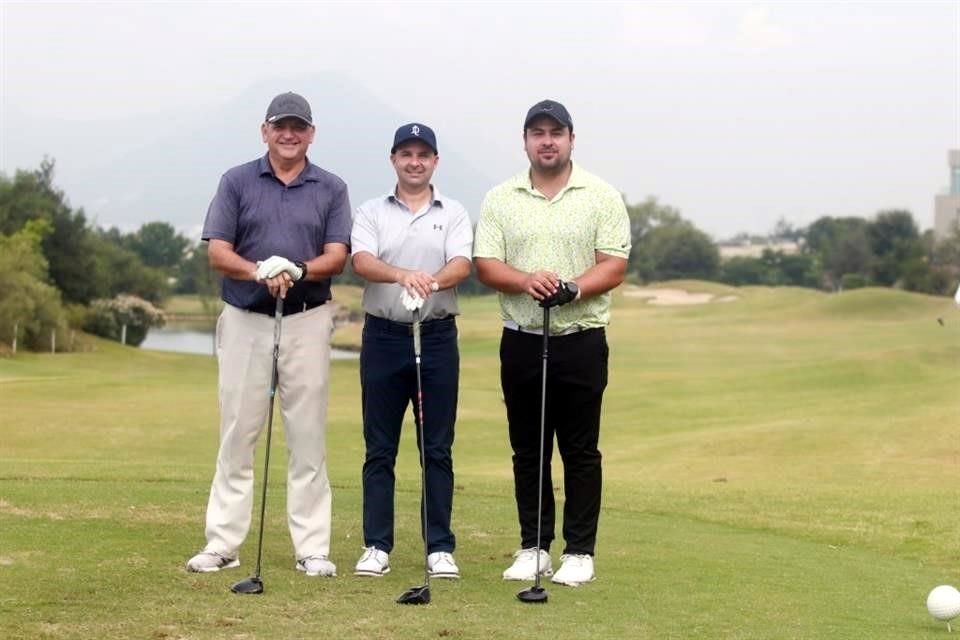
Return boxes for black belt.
[247,299,325,317]
[364,313,455,336]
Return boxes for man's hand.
[539,281,579,308]
[400,289,425,311]
[256,256,303,282]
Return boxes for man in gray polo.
[186,92,352,578]
[350,123,472,579]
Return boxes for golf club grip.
[413,309,422,356]
[272,295,283,387]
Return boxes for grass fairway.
[1,284,959,639]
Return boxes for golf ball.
[927,585,960,621]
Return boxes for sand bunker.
[623,286,738,305]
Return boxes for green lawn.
[1,285,958,639]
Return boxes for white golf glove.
[255,255,303,282]
[400,289,424,311]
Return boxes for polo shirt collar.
[257,153,321,184]
[513,161,587,198]
[386,185,445,208]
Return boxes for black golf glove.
[539,281,579,308]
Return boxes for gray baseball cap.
[524,99,573,132]
[265,92,313,125]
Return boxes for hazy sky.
[2,1,958,238]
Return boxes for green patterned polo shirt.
[474,162,631,332]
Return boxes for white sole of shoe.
[503,569,553,581]
[295,562,337,577]
[187,558,239,573]
[353,568,390,577]
[551,576,595,587]
[428,572,460,579]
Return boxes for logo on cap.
[411,125,421,136]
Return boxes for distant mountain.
[4,72,491,238]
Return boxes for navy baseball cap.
[391,123,438,154]
[524,99,573,132]
[265,92,313,125]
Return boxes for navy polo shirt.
[202,154,352,314]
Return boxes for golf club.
[397,307,432,605]
[517,304,551,604]
[231,294,283,595]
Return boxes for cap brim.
[391,138,437,154]
[524,113,570,129]
[266,114,313,125]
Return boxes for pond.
[141,325,358,359]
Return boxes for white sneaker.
[354,547,390,576]
[296,556,337,577]
[185,550,239,573]
[427,552,460,579]
[502,548,552,581]
[551,553,595,586]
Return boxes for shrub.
[82,295,165,347]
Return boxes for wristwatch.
[294,261,308,281]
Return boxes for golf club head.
[230,576,264,595]
[516,585,548,603]
[396,585,431,605]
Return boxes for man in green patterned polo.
[473,99,631,587]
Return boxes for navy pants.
[360,314,458,554]
[500,327,608,556]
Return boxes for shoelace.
[360,547,380,563]
[202,551,232,564]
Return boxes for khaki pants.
[202,302,334,560]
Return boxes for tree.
[804,216,873,290]
[0,160,61,235]
[634,221,719,282]
[126,221,190,271]
[44,205,101,304]
[718,256,770,285]
[717,250,818,287]
[176,243,221,295]
[625,196,720,283]
[91,234,170,304]
[626,196,682,272]
[867,210,922,286]
[0,220,68,351]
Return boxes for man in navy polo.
[350,123,473,579]
[186,92,352,578]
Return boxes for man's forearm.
[433,256,471,290]
[303,244,348,280]
[474,257,528,294]
[208,240,256,280]
[572,253,627,298]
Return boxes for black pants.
[360,314,458,554]
[500,327,608,556]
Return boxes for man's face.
[261,117,315,164]
[390,140,438,191]
[524,115,574,174]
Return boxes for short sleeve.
[472,192,505,260]
[594,188,631,259]
[201,173,239,243]
[351,203,379,257]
